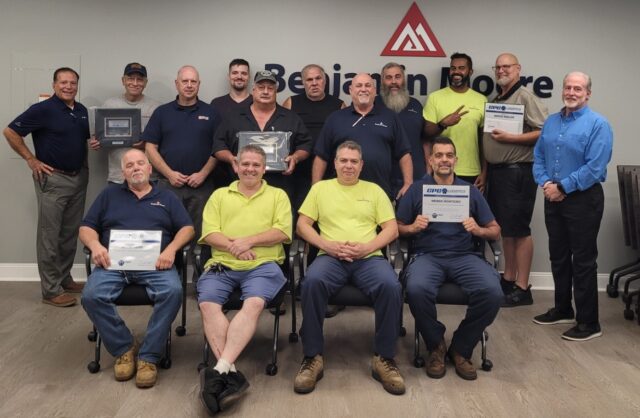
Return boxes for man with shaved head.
[532,71,613,341]
[483,53,548,307]
[312,72,413,200]
[143,65,220,242]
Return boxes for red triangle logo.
[381,2,446,57]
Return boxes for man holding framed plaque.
[80,149,194,388]
[89,63,160,184]
[396,137,502,381]
[212,70,312,209]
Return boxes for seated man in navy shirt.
[80,149,194,389]
[396,137,502,381]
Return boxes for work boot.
[294,355,324,394]
[42,293,76,307]
[135,360,157,388]
[426,340,447,379]
[371,355,405,395]
[62,280,85,293]
[448,349,477,380]
[114,340,138,381]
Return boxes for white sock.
[230,363,237,373]
[214,358,231,374]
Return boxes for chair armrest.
[486,240,502,268]
[83,246,92,277]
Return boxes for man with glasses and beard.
[423,53,487,191]
[377,62,427,197]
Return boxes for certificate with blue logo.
[422,185,469,222]
[108,230,161,271]
[484,103,524,135]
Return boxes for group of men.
[3,51,612,412]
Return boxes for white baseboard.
[0,263,615,291]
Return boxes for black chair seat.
[114,285,153,306]
[435,282,469,305]
[329,284,372,306]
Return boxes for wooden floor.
[1,282,639,418]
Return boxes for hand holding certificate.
[422,184,470,222]
[108,230,162,271]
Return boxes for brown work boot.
[114,340,139,381]
[42,293,76,307]
[136,360,157,388]
[294,355,323,394]
[62,280,85,293]
[426,340,447,379]
[371,355,405,395]
[448,348,477,380]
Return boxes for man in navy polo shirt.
[144,65,220,242]
[396,137,502,381]
[80,148,194,388]
[378,62,427,198]
[312,72,413,200]
[4,67,89,307]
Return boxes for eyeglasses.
[492,64,518,72]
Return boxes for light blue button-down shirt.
[533,106,613,194]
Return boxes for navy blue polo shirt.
[82,182,193,251]
[396,175,495,256]
[142,98,219,175]
[8,94,89,172]
[314,102,411,197]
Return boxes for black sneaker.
[502,285,534,307]
[532,308,575,325]
[561,324,602,341]
[199,368,226,415]
[218,371,250,411]
[500,275,516,295]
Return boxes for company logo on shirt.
[381,2,445,57]
[375,122,389,128]
[198,115,210,120]
[150,201,166,207]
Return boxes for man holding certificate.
[483,53,548,307]
[396,137,502,381]
[80,149,194,388]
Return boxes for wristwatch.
[437,121,447,131]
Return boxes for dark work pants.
[300,255,402,359]
[404,253,502,359]
[544,184,604,326]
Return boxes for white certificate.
[108,230,162,271]
[422,184,470,222]
[483,103,524,135]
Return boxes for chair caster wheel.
[266,363,278,376]
[197,362,207,372]
[160,358,172,369]
[414,357,425,368]
[624,309,634,320]
[606,284,618,298]
[87,331,97,342]
[175,326,186,336]
[481,359,493,371]
[88,361,100,373]
[289,333,299,343]
[399,327,407,337]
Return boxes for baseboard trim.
[0,263,615,291]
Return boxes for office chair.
[194,243,298,376]
[84,246,189,373]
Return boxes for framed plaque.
[95,108,142,147]
[237,131,291,171]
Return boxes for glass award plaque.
[237,131,291,171]
[95,108,141,147]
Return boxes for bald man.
[483,53,548,307]
[143,65,220,242]
[312,72,413,200]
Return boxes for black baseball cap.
[123,63,147,77]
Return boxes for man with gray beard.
[377,63,427,197]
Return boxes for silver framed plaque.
[237,131,291,171]
[95,108,142,147]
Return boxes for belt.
[490,162,532,169]
[52,168,80,176]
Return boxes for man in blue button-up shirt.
[532,71,613,341]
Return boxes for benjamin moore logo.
[381,2,445,57]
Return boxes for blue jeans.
[300,255,402,358]
[81,267,182,363]
[405,253,502,359]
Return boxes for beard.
[448,73,470,88]
[381,86,410,113]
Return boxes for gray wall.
[0,0,637,274]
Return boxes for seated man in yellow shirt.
[197,145,292,414]
[294,141,405,396]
